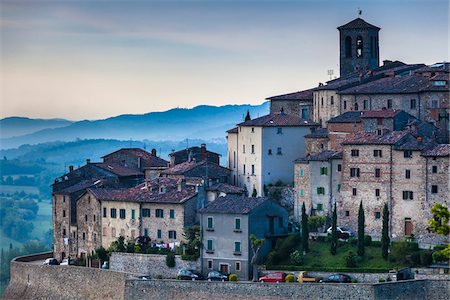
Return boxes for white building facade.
[227,112,318,196]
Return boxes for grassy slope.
[0,201,52,251]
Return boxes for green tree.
[428,203,449,235]
[250,234,265,282]
[301,203,309,253]
[166,252,176,268]
[381,203,390,259]
[308,216,325,232]
[357,201,365,257]
[96,246,109,262]
[330,203,337,255]
[182,225,201,259]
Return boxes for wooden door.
[220,264,229,274]
[404,218,413,236]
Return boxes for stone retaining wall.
[110,252,200,278]
[4,252,131,300]
[125,278,450,300]
[5,252,449,300]
[266,269,390,283]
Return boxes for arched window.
[356,36,363,58]
[345,36,352,58]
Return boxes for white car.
[326,227,354,239]
[60,258,75,266]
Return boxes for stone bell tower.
[338,17,380,77]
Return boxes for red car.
[258,272,287,283]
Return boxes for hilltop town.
[5,16,449,300]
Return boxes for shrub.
[371,241,382,247]
[229,274,238,282]
[420,251,433,266]
[410,252,421,266]
[181,254,198,261]
[285,274,295,283]
[432,250,447,263]
[290,250,303,266]
[433,244,447,252]
[364,235,372,246]
[378,278,386,282]
[155,275,163,279]
[351,279,358,283]
[267,234,300,265]
[308,216,325,232]
[317,236,326,242]
[346,251,357,268]
[166,252,176,268]
[349,237,357,245]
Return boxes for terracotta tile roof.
[343,130,409,145]
[87,177,197,204]
[199,195,268,214]
[338,73,449,95]
[266,88,315,101]
[238,112,318,127]
[328,111,362,123]
[394,134,435,151]
[205,183,245,194]
[304,128,329,138]
[54,179,108,195]
[317,63,424,91]
[102,148,168,168]
[337,18,380,30]
[421,144,450,157]
[414,63,450,74]
[360,109,402,118]
[160,160,230,178]
[295,150,343,163]
[227,127,239,134]
[169,146,221,161]
[92,163,144,177]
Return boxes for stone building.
[160,160,231,185]
[267,89,314,119]
[169,144,221,166]
[339,131,449,245]
[102,148,169,180]
[200,195,288,280]
[227,111,318,197]
[294,151,342,222]
[80,177,199,253]
[52,179,112,261]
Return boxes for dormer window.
[159,186,166,194]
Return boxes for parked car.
[258,272,287,283]
[320,274,352,283]
[297,271,322,283]
[177,269,205,281]
[326,227,354,239]
[43,258,59,265]
[138,275,152,280]
[101,261,109,269]
[207,271,229,282]
[60,258,76,266]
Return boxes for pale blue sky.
[1,0,448,120]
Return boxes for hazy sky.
[1,0,448,120]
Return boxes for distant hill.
[0,102,269,149]
[0,117,73,139]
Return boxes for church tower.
[338,17,380,77]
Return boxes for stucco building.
[227,111,318,196]
[200,195,288,280]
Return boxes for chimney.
[245,110,251,122]
[86,159,91,164]
[69,165,74,172]
[151,148,157,156]
[201,144,207,161]
[177,179,185,192]
[417,136,423,144]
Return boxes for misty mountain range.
[0,102,269,150]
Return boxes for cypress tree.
[381,203,390,259]
[357,201,365,256]
[301,202,309,253]
[330,203,337,255]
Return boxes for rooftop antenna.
[358,8,362,16]
[327,69,334,80]
[186,138,189,149]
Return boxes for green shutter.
[131,209,135,220]
[170,209,175,218]
[207,240,213,250]
[235,242,241,252]
[235,218,241,230]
